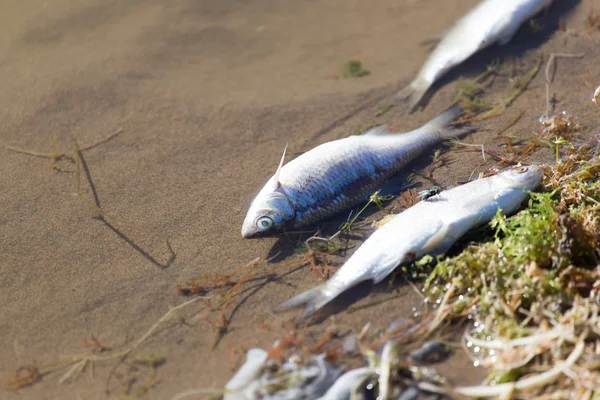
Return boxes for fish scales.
[282,141,400,227]
[242,105,474,238]
[276,165,544,319]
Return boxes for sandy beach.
[1,0,600,398]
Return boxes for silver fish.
[276,165,543,319]
[241,105,475,238]
[224,348,268,400]
[224,348,340,400]
[391,0,553,112]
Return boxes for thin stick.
[453,141,486,161]
[59,296,206,385]
[424,332,586,398]
[545,53,584,84]
[133,297,206,351]
[497,110,525,136]
[6,147,63,159]
[80,128,123,152]
[170,388,223,400]
[72,140,117,223]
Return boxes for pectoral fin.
[420,222,451,255]
[463,191,498,212]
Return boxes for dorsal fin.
[361,124,390,136]
[271,143,288,190]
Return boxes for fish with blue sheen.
[242,105,475,238]
[276,165,544,320]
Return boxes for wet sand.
[1,0,600,398]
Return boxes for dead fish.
[241,105,475,238]
[224,349,340,400]
[276,165,543,319]
[224,348,268,400]
[391,0,553,112]
[317,367,376,400]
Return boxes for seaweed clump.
[341,60,370,78]
[422,133,600,396]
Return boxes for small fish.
[276,165,543,319]
[242,105,475,238]
[391,0,553,112]
[224,350,340,400]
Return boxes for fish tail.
[390,77,431,113]
[426,104,477,140]
[274,284,334,320]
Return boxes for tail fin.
[390,77,431,113]
[274,285,333,321]
[425,104,477,140]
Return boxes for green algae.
[419,135,600,395]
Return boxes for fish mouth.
[527,165,544,189]
[242,231,259,239]
[241,225,259,239]
[241,222,271,239]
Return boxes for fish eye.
[256,217,274,231]
[516,166,528,174]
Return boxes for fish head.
[498,164,544,191]
[241,185,295,238]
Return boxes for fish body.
[242,106,474,238]
[276,165,543,319]
[392,0,552,111]
[317,367,376,400]
[224,349,339,400]
[224,349,268,400]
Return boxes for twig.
[545,53,584,84]
[448,332,586,397]
[496,111,525,136]
[59,296,206,385]
[170,388,223,400]
[453,141,486,161]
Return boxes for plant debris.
[7,366,40,390]
[586,8,600,32]
[214,113,600,399]
[418,128,600,396]
[454,55,542,124]
[341,60,370,78]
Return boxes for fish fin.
[274,284,334,320]
[372,256,406,284]
[463,191,499,212]
[425,104,464,129]
[440,124,478,141]
[425,104,478,140]
[497,25,520,46]
[420,222,451,255]
[389,77,431,113]
[271,143,288,190]
[420,218,471,257]
[361,124,390,136]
